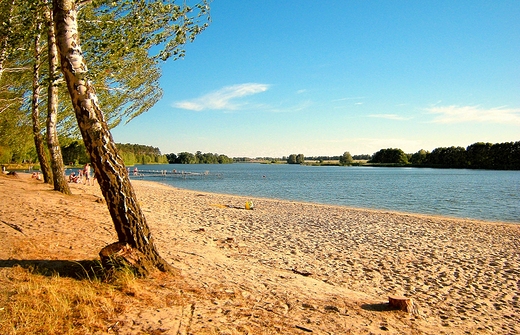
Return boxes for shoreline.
[131,179,520,333]
[129,163,520,225]
[151,179,520,227]
[1,173,519,334]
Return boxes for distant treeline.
[117,143,168,165]
[369,141,520,170]
[306,154,371,161]
[62,141,167,166]
[286,153,370,164]
[166,151,233,164]
[60,140,519,170]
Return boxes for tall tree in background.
[45,3,71,194]
[339,151,353,166]
[52,0,210,273]
[0,0,35,165]
[31,8,53,183]
[0,62,34,164]
[0,0,58,180]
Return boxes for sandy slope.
[1,172,519,334]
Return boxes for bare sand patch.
[1,173,518,334]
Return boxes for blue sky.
[111,0,520,157]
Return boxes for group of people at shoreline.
[68,163,94,186]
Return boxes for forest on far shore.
[98,140,520,170]
[367,141,519,170]
[4,140,519,171]
[281,141,520,170]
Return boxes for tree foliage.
[0,0,211,165]
[61,141,169,166]
[287,154,305,164]
[352,154,371,160]
[61,140,90,165]
[167,151,233,164]
[339,151,353,166]
[428,146,466,168]
[0,0,35,163]
[369,148,409,165]
[385,141,520,170]
[116,143,168,165]
[409,149,428,165]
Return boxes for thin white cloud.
[174,83,269,111]
[369,114,410,120]
[332,96,365,102]
[427,105,520,124]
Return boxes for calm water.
[131,164,520,224]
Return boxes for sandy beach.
[1,172,519,334]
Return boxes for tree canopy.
[339,151,353,166]
[369,148,409,165]
[167,151,233,164]
[371,141,520,170]
[287,154,305,164]
[0,0,211,163]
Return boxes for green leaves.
[0,0,211,160]
[82,0,210,62]
[76,0,211,124]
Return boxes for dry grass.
[0,262,189,335]
[0,265,125,334]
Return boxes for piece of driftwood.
[388,296,419,315]
[292,269,312,277]
[99,242,152,276]
[295,325,313,332]
[1,220,25,235]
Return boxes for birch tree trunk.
[46,4,71,194]
[32,13,52,184]
[52,0,173,273]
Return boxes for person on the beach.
[133,167,138,176]
[83,163,91,186]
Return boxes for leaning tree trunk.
[45,5,70,194]
[32,14,52,184]
[52,0,173,273]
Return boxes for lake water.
[131,164,520,224]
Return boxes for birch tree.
[31,9,52,183]
[45,3,71,193]
[52,0,209,273]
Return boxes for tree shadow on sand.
[0,259,105,280]
[361,302,395,312]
